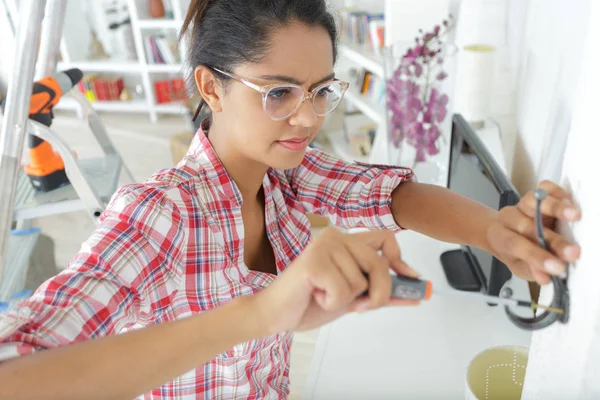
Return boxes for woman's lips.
[277,137,308,151]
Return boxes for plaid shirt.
[0,123,413,399]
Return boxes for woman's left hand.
[486,180,581,285]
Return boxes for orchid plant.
[386,15,455,164]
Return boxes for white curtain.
[513,0,591,184]
[522,1,600,395]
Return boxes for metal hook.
[504,189,570,330]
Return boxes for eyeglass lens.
[264,81,346,120]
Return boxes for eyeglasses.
[206,67,349,121]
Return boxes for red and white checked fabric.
[0,122,413,399]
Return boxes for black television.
[441,114,520,298]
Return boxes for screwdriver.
[385,275,564,314]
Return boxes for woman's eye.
[317,86,334,97]
[268,88,291,100]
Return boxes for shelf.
[137,19,181,29]
[147,64,183,73]
[55,98,150,112]
[57,61,141,73]
[339,43,385,78]
[344,88,386,125]
[325,130,370,164]
[1,228,40,301]
[55,97,188,115]
[153,102,188,114]
[55,1,189,123]
[13,154,122,221]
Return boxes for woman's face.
[216,22,335,170]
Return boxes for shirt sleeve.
[285,148,415,231]
[0,183,186,362]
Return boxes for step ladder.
[0,0,134,303]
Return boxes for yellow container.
[466,345,529,400]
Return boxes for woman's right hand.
[253,228,421,335]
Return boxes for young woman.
[0,0,581,399]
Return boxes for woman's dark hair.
[180,0,338,119]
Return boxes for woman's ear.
[194,66,223,113]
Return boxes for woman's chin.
[268,151,307,170]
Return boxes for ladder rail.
[69,91,115,156]
[68,91,135,183]
[36,0,135,209]
[36,0,67,80]
[1,0,137,298]
[16,0,67,235]
[0,0,47,285]
[27,120,106,219]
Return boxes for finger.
[500,207,581,262]
[532,268,551,286]
[351,229,421,276]
[506,259,535,282]
[353,230,402,264]
[538,180,571,201]
[351,297,371,313]
[494,225,567,278]
[350,297,420,313]
[329,244,369,297]
[388,258,421,278]
[345,242,392,309]
[387,298,420,307]
[518,190,580,222]
[545,229,581,262]
[510,258,551,285]
[509,257,552,286]
[309,261,353,311]
[353,231,419,278]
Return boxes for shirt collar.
[186,118,243,206]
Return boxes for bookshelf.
[57,61,141,73]
[344,89,385,125]
[325,130,370,164]
[57,97,186,114]
[55,0,191,122]
[331,0,452,164]
[339,43,384,78]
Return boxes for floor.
[27,110,321,399]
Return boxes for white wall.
[327,0,453,46]
[450,0,591,185]
[510,0,591,193]
[384,0,452,45]
[453,0,520,176]
[521,1,600,396]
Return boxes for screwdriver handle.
[390,275,433,301]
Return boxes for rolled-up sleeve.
[285,148,414,231]
[0,183,186,362]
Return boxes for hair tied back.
[180,0,212,42]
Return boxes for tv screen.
[444,114,519,296]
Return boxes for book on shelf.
[350,67,386,107]
[155,78,187,104]
[77,74,125,102]
[338,8,385,56]
[145,34,180,64]
[343,112,378,157]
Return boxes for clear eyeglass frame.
[211,66,350,121]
